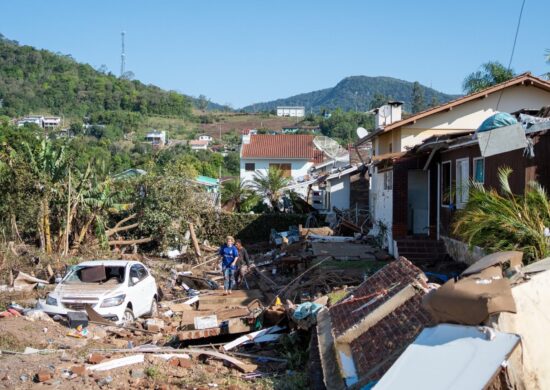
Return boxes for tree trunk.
[42,197,52,254]
[70,214,96,254]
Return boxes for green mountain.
[0,34,224,118]
[242,76,460,113]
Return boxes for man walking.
[235,239,251,287]
[219,236,239,295]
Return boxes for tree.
[369,93,388,110]
[462,61,515,94]
[221,179,258,212]
[453,167,550,263]
[250,168,291,211]
[411,81,425,114]
[197,94,210,112]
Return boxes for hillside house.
[357,73,550,258]
[43,116,61,128]
[240,134,355,210]
[276,106,305,118]
[198,135,213,143]
[17,115,44,127]
[189,140,209,151]
[145,130,167,146]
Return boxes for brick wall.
[391,156,429,239]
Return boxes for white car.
[39,260,158,324]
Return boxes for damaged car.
[39,260,158,324]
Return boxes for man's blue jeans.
[223,267,235,291]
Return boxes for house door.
[269,163,292,178]
[407,170,429,235]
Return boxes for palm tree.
[453,167,550,263]
[462,62,515,94]
[250,167,291,211]
[221,179,258,212]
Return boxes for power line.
[483,0,527,156]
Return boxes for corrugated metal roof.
[241,134,324,162]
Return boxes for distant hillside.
[242,76,460,113]
[0,34,224,118]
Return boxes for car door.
[127,264,147,316]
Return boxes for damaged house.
[316,250,550,389]
[316,258,432,389]
[356,73,550,261]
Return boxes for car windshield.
[63,265,125,285]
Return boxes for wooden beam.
[189,223,202,257]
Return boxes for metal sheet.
[374,324,520,390]
[477,123,527,158]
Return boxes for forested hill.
[242,76,460,113]
[0,34,222,118]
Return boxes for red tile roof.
[328,258,432,386]
[241,134,324,162]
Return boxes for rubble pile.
[0,219,389,388]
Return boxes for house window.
[441,161,452,206]
[389,142,393,153]
[245,163,255,171]
[456,158,470,208]
[383,170,393,190]
[269,163,292,177]
[473,157,484,184]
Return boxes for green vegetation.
[316,109,373,143]
[0,35,193,118]
[242,75,459,113]
[453,167,550,263]
[462,61,515,94]
[250,167,291,210]
[411,81,425,114]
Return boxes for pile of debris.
[314,251,550,389]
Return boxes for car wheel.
[146,298,158,318]
[122,307,135,324]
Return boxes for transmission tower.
[120,31,126,77]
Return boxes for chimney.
[374,101,403,128]
[242,133,251,144]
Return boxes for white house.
[145,130,167,146]
[198,135,213,143]
[189,139,209,150]
[357,72,550,255]
[240,134,354,210]
[17,115,44,127]
[42,116,62,128]
[276,106,305,118]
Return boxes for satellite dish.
[313,136,349,161]
[356,127,369,139]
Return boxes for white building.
[17,115,44,127]
[198,135,213,143]
[189,140,209,150]
[145,130,167,146]
[42,116,62,128]
[276,106,305,118]
[240,133,354,210]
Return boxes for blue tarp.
[477,112,518,133]
[292,302,324,320]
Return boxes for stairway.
[396,238,449,265]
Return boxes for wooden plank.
[180,348,257,373]
[189,223,202,257]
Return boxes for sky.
[2,0,548,108]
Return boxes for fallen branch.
[106,214,138,237]
[108,237,153,246]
